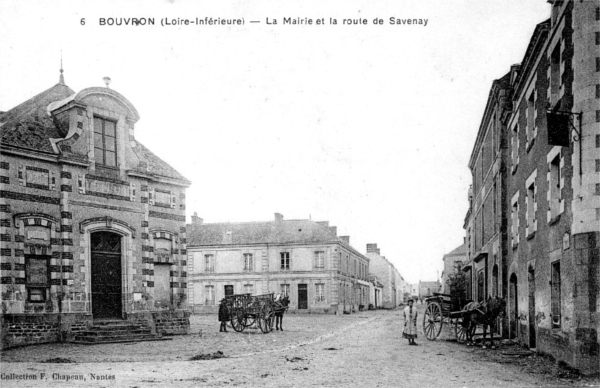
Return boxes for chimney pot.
[191,212,203,224]
[275,213,284,223]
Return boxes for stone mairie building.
[0,72,191,348]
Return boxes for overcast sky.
[0,0,550,284]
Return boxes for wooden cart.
[225,293,276,334]
[422,292,469,342]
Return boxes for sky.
[0,0,551,284]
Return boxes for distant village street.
[2,306,598,387]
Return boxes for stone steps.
[71,320,172,345]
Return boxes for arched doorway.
[528,267,536,349]
[509,273,518,339]
[90,231,123,319]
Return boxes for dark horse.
[273,295,290,331]
[462,296,506,349]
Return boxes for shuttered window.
[551,262,561,328]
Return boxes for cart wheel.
[422,302,443,340]
[231,309,246,332]
[454,318,467,344]
[258,304,274,334]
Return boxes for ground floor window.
[244,284,254,294]
[26,255,50,302]
[205,285,215,305]
[315,283,325,302]
[280,284,290,297]
[551,262,561,328]
[224,285,234,296]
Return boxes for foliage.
[447,270,468,305]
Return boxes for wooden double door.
[91,232,123,319]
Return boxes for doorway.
[91,231,123,319]
[528,268,536,349]
[154,263,171,308]
[298,284,307,309]
[509,273,518,339]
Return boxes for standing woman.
[403,299,418,345]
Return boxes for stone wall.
[127,310,190,336]
[1,313,91,349]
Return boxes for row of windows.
[202,283,325,305]
[511,151,565,246]
[203,251,329,272]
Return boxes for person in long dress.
[403,299,418,345]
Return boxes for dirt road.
[1,308,598,387]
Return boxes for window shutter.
[170,191,176,209]
[130,183,136,202]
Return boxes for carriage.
[224,293,279,334]
[421,292,469,342]
[422,293,505,346]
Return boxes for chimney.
[191,212,203,225]
[366,243,379,253]
[329,226,337,237]
[274,213,284,223]
[339,236,350,244]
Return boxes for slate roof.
[187,218,367,259]
[0,83,74,153]
[133,143,188,182]
[444,243,466,258]
[1,81,188,183]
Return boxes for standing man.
[219,299,229,332]
[403,299,418,345]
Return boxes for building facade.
[418,280,441,300]
[463,69,513,305]
[461,1,600,373]
[0,74,191,349]
[441,243,467,294]
[365,243,401,308]
[186,213,370,314]
[504,1,600,373]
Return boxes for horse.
[462,296,506,349]
[273,295,290,331]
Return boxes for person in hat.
[218,298,229,332]
[403,298,418,345]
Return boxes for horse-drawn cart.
[422,293,506,347]
[225,293,277,334]
[422,292,469,342]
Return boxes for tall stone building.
[462,0,600,373]
[504,1,600,373]
[0,72,191,348]
[186,213,370,314]
[463,69,513,305]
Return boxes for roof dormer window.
[94,117,117,167]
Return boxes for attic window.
[298,229,302,232]
[93,117,117,167]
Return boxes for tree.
[447,270,468,309]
